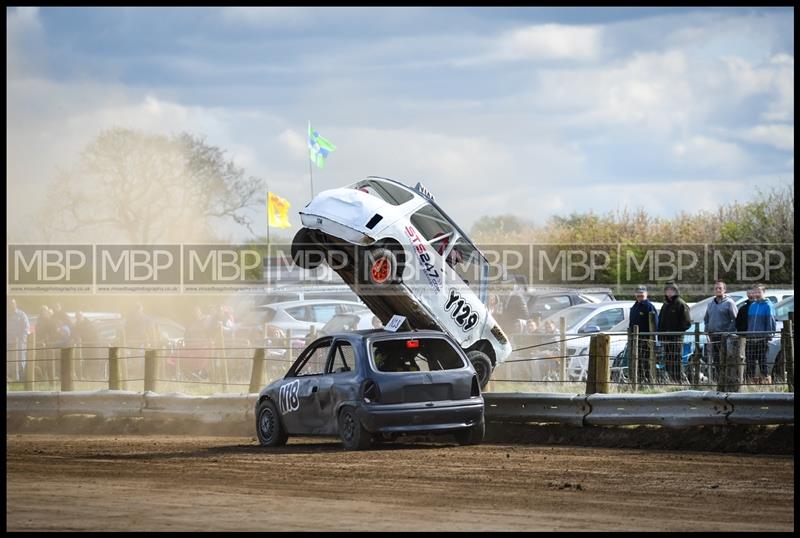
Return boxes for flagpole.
[309,156,314,199]
[308,120,315,199]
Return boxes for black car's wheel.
[291,227,323,270]
[455,416,485,446]
[338,406,372,450]
[467,350,493,390]
[256,399,288,447]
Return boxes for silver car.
[239,299,366,340]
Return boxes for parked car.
[524,289,602,319]
[236,299,367,343]
[318,309,381,336]
[255,330,485,450]
[291,176,512,388]
[534,301,671,381]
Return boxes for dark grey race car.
[255,329,485,450]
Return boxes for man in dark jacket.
[629,285,658,383]
[658,281,692,384]
[735,289,755,332]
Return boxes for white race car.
[292,176,511,388]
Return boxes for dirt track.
[6,435,794,532]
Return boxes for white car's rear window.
[350,179,414,206]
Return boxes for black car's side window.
[328,341,356,374]
[294,341,331,377]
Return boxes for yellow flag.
[267,191,292,229]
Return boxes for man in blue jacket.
[629,285,658,383]
[745,284,776,382]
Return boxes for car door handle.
[311,386,318,393]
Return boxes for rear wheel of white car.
[291,227,323,270]
[256,399,288,447]
[467,350,493,390]
[455,416,485,446]
[366,248,398,285]
[338,406,372,450]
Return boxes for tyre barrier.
[6,390,794,427]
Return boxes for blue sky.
[6,7,795,242]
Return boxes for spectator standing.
[703,281,738,381]
[125,303,156,347]
[745,284,776,383]
[51,303,73,332]
[72,311,99,346]
[735,290,755,333]
[502,287,530,336]
[658,281,692,384]
[629,285,658,383]
[36,305,56,346]
[7,299,30,381]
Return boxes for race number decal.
[279,379,300,415]
[444,288,479,332]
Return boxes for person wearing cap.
[658,281,692,384]
[629,285,658,383]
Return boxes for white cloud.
[730,124,794,151]
[671,136,748,172]
[455,23,603,66]
[494,24,603,62]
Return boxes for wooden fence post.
[730,336,745,393]
[108,347,121,390]
[120,328,129,391]
[559,317,567,382]
[218,324,229,391]
[60,347,74,392]
[586,335,598,395]
[691,322,701,388]
[24,332,36,391]
[144,349,157,393]
[249,348,266,393]
[596,333,611,394]
[629,326,639,391]
[648,311,657,385]
[784,315,794,392]
[716,334,728,392]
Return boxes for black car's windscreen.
[371,338,466,372]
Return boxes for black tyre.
[365,247,399,285]
[256,399,288,447]
[467,350,493,390]
[455,415,485,446]
[291,227,323,270]
[338,406,372,450]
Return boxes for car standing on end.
[290,176,512,388]
[255,329,485,450]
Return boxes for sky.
[6,6,795,243]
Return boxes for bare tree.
[39,128,263,243]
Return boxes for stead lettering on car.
[444,288,479,332]
[279,379,300,414]
[405,225,441,293]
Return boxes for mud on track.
[6,435,794,532]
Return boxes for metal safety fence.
[5,319,795,395]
